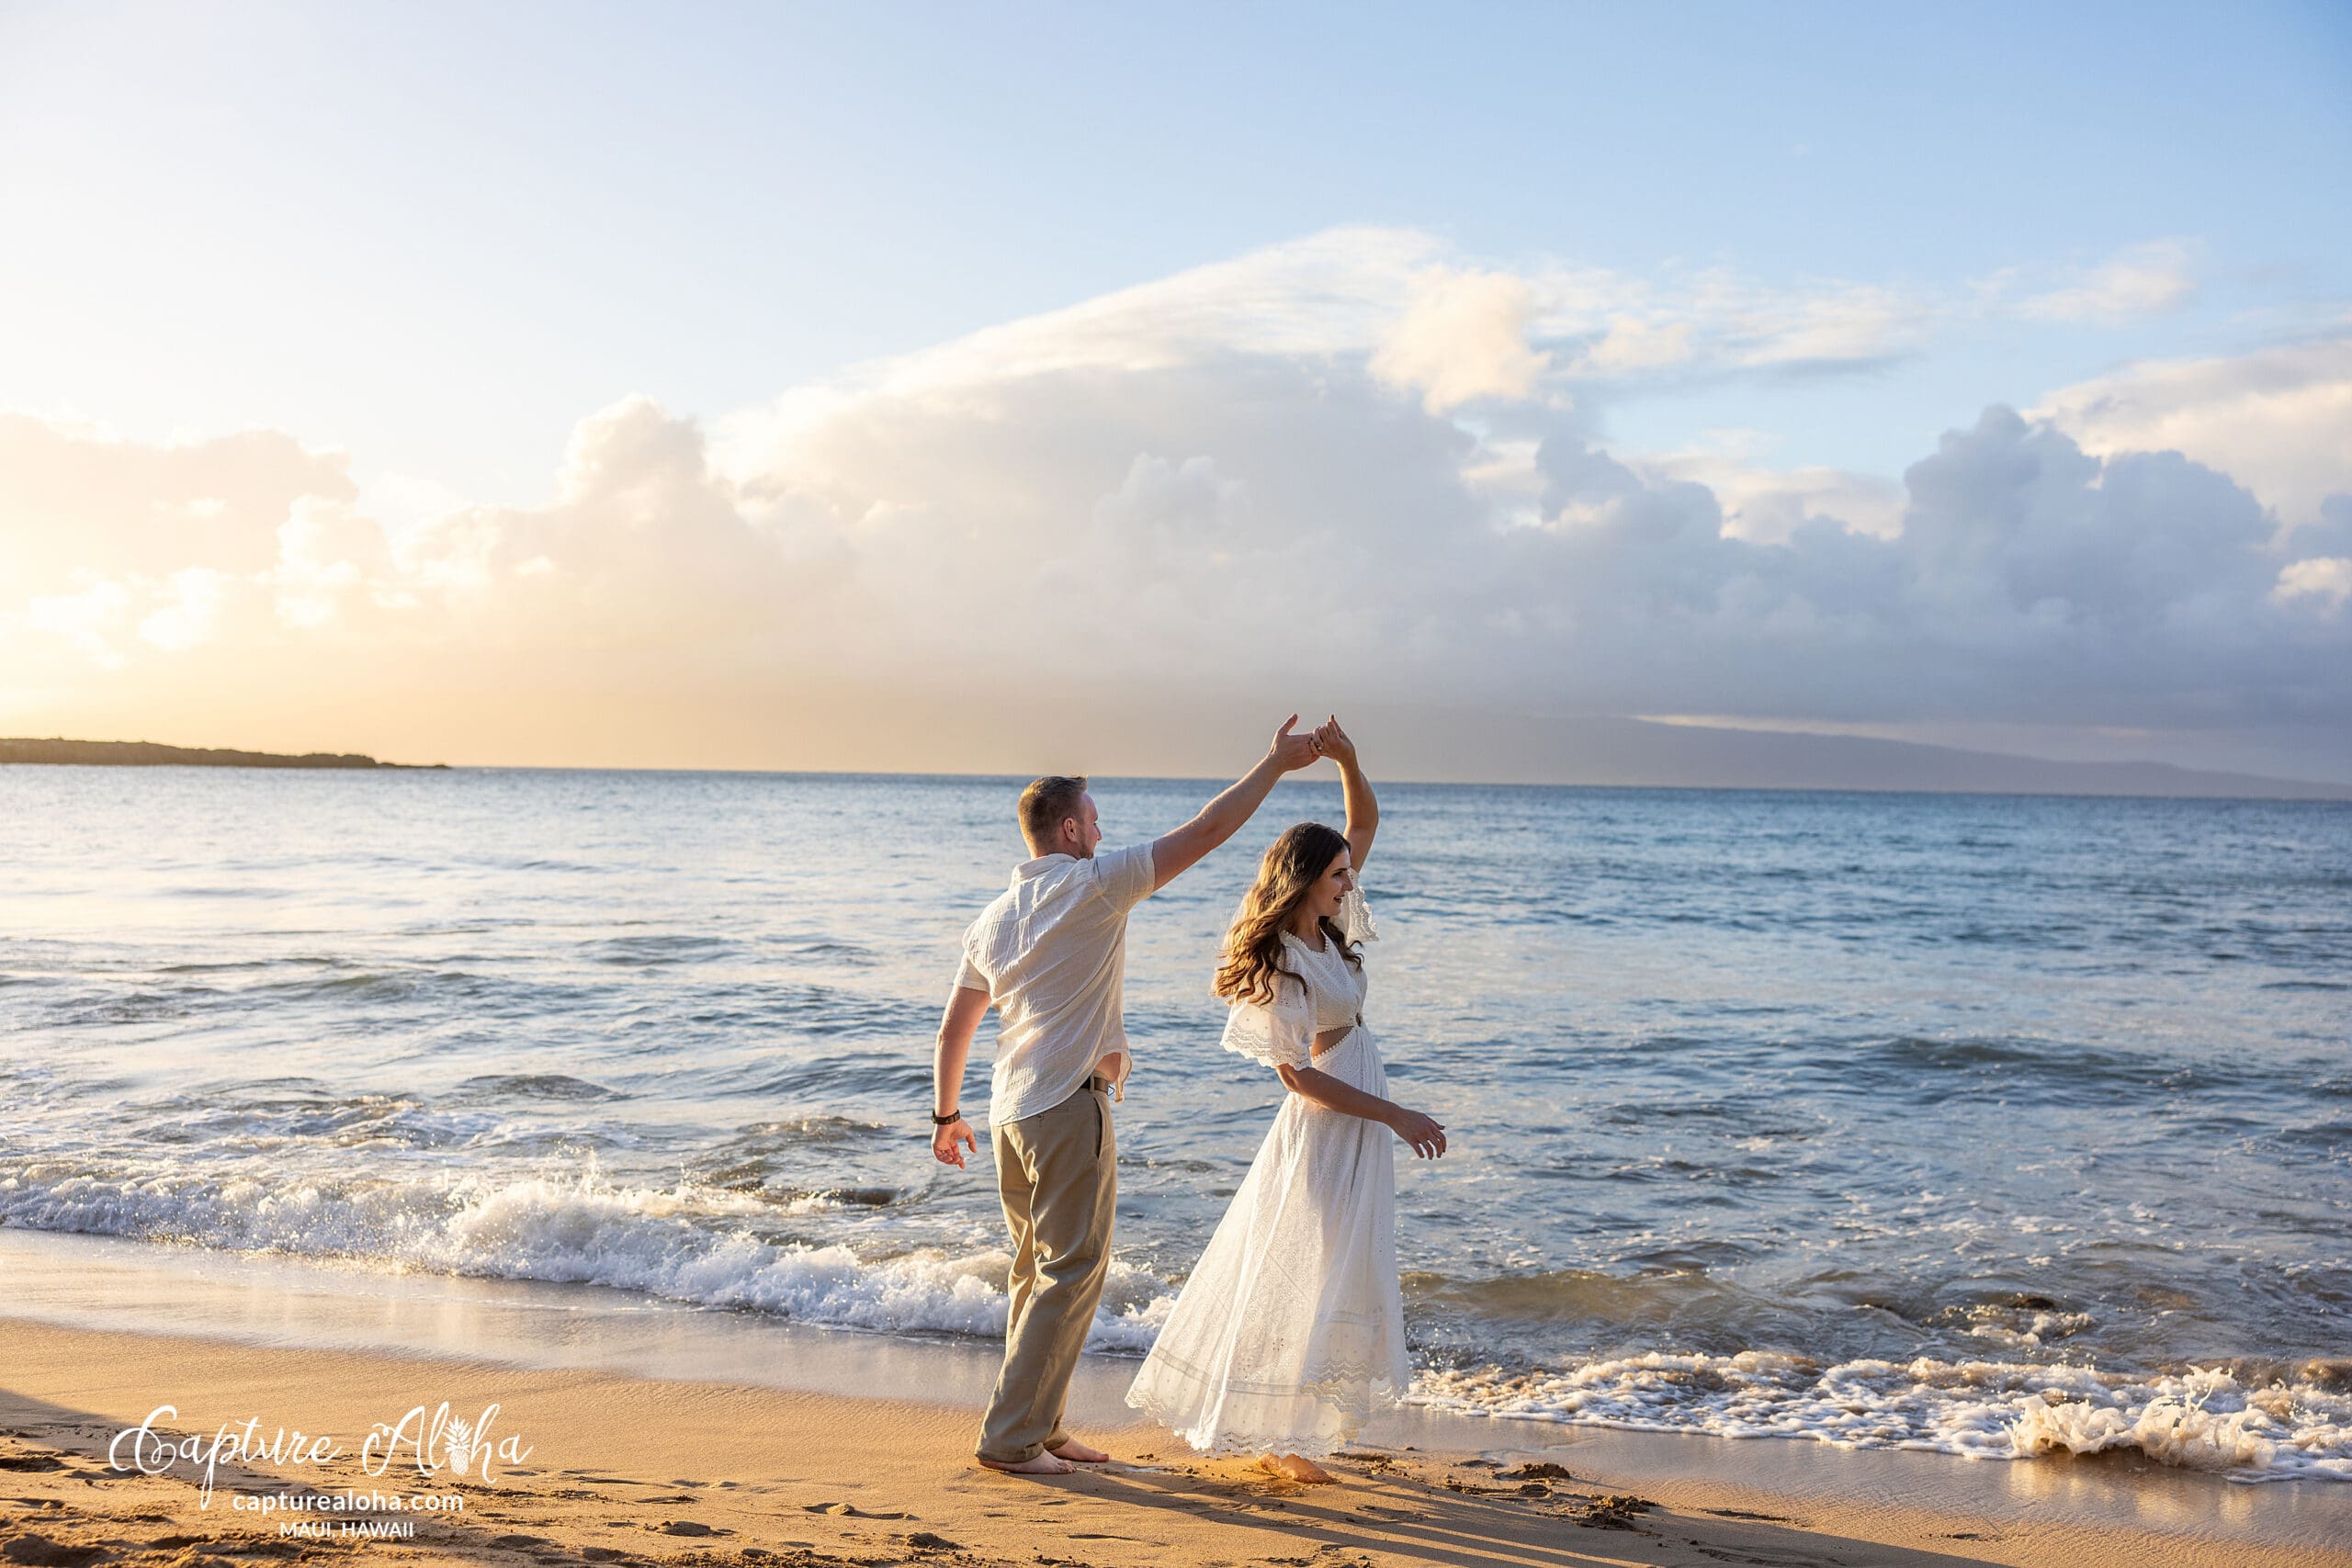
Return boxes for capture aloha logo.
[110,1403,535,1508]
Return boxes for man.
[931,716,1324,1474]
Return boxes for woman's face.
[1302,847,1355,923]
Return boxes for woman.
[1126,716,1448,1483]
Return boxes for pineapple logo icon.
[442,1416,477,1478]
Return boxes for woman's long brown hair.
[1213,821,1362,1007]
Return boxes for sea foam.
[0,1160,1172,1352]
[1415,1350,2352,1482]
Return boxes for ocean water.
[2,766,2346,1481]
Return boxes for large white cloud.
[2034,327,2352,533]
[4,231,2347,774]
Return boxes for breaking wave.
[0,1161,1172,1353]
[1415,1349,2352,1482]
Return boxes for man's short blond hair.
[1019,775,1088,852]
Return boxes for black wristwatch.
[932,1109,962,1125]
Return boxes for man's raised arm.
[1148,715,1322,891]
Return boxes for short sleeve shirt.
[955,841,1155,1123]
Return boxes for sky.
[4,0,2350,781]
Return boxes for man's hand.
[1270,713,1321,772]
[1387,1107,1447,1159]
[1151,716,1323,891]
[933,1116,977,1168]
[1313,714,1358,771]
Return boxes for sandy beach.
[5,1236,2348,1568]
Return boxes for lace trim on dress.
[1219,885,1377,1071]
[1220,973,1312,1070]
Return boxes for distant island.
[0,738,444,770]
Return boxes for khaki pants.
[978,1077,1115,1464]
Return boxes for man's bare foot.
[1259,1452,1337,1484]
[977,1450,1076,1475]
[1046,1438,1111,1464]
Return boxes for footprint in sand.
[0,1535,107,1567]
[648,1520,725,1537]
[800,1502,910,1519]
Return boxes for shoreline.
[3,1228,2347,1567]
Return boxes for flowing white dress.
[1125,887,1409,1455]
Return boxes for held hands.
[1312,715,1358,771]
[933,1116,977,1168]
[1388,1106,1447,1159]
[1270,713,1359,773]
[1269,714,1322,772]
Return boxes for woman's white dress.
[1125,888,1409,1455]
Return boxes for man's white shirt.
[956,842,1155,1124]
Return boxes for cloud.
[0,412,355,589]
[1371,266,1550,412]
[2033,327,2352,531]
[2275,556,2352,612]
[2019,240,2198,323]
[1574,314,1698,374]
[1632,434,1907,543]
[135,566,232,651]
[4,231,2347,776]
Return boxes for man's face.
[1076,794,1102,857]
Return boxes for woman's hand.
[1269,714,1322,771]
[1387,1106,1447,1158]
[933,1115,977,1168]
[1314,715,1359,771]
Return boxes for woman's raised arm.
[1316,716,1376,874]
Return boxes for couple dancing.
[930,716,1447,1483]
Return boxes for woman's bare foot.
[1259,1452,1337,1484]
[1046,1438,1110,1463]
[977,1450,1077,1475]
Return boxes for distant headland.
[0,738,445,770]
